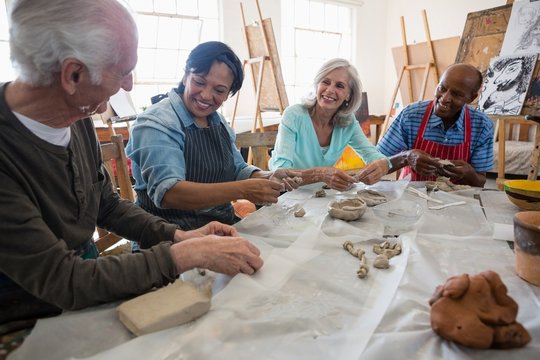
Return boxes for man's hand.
[354,158,389,185]
[438,160,474,181]
[407,150,441,177]
[170,235,264,276]
[174,221,239,242]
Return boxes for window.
[281,0,356,105]
[0,0,15,82]
[0,0,221,112]
[126,0,221,111]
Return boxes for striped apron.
[136,110,237,230]
[400,100,471,181]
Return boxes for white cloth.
[10,182,540,360]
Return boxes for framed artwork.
[477,54,538,115]
[500,0,540,55]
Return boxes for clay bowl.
[513,211,540,286]
[328,198,367,221]
[504,180,540,211]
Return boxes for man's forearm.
[388,151,410,174]
[462,171,487,187]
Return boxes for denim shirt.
[126,89,258,209]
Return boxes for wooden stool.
[526,115,540,181]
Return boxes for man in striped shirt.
[377,63,493,187]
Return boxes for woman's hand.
[354,158,389,185]
[317,167,356,191]
[269,168,303,191]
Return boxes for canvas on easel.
[454,2,540,115]
[231,0,288,135]
[379,10,440,142]
[478,54,538,116]
[455,1,540,186]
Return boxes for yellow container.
[503,180,540,211]
[334,145,365,171]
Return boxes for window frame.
[280,0,358,105]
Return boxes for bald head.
[443,63,483,95]
[433,63,483,122]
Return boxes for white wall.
[222,0,508,118]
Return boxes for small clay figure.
[322,184,331,190]
[293,208,306,217]
[373,241,401,259]
[357,189,387,207]
[342,240,359,257]
[315,189,327,197]
[357,253,369,279]
[343,241,365,260]
[343,241,368,278]
[373,254,389,269]
[429,271,531,349]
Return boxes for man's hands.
[174,221,239,242]
[406,149,441,178]
[170,221,264,276]
[437,160,473,181]
[405,151,485,187]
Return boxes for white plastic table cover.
[9,181,540,360]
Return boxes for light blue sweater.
[269,104,387,170]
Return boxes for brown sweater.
[0,83,179,315]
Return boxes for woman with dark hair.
[127,41,298,232]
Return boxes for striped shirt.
[377,100,494,172]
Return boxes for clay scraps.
[357,189,388,206]
[342,240,402,278]
[426,177,471,192]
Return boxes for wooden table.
[11,182,540,359]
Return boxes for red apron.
[399,100,471,181]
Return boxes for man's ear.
[468,91,479,104]
[61,58,85,95]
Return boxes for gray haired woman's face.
[315,68,351,112]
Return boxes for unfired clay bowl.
[514,211,540,286]
[328,198,367,221]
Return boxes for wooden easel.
[379,10,439,141]
[230,0,288,164]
